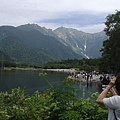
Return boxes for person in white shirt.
[96,74,120,120]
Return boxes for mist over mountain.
[0,24,107,64]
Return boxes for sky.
[0,0,120,33]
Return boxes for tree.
[100,10,120,73]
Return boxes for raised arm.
[96,77,116,106]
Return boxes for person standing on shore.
[96,75,120,120]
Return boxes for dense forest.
[0,58,100,73]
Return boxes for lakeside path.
[43,68,76,73]
[10,67,76,72]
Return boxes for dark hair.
[115,75,120,95]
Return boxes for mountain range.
[0,24,107,64]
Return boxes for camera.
[100,75,110,85]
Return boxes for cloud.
[0,0,120,33]
[37,12,107,33]
[78,24,106,33]
[38,12,106,26]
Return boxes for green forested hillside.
[0,50,12,61]
[0,35,57,63]
[0,25,82,64]
[17,25,81,59]
[0,24,107,64]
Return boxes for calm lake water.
[0,70,101,98]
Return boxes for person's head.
[115,74,120,95]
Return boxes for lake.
[0,69,101,98]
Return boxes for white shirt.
[103,96,120,120]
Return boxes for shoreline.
[3,67,76,73]
[43,68,76,73]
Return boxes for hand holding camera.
[109,76,116,87]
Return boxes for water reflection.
[0,70,101,98]
[74,80,101,99]
[0,70,67,95]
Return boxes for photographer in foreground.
[96,75,120,120]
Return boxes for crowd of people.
[68,70,99,82]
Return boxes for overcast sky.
[0,0,120,33]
